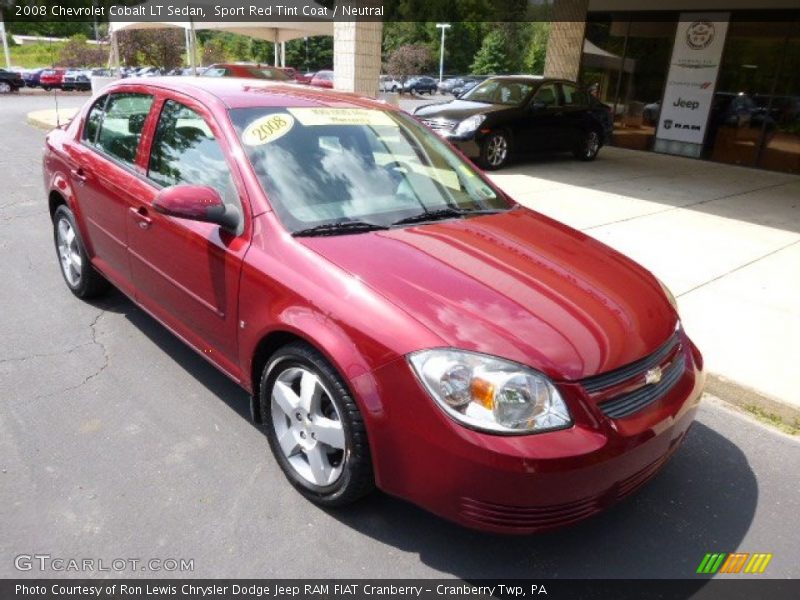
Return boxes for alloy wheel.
[56,217,82,287]
[270,366,346,487]
[0,82,11,94]
[487,134,508,167]
[584,131,600,159]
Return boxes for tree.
[201,38,227,65]
[522,22,550,75]
[386,44,433,81]
[470,28,510,75]
[57,34,108,68]
[117,29,184,69]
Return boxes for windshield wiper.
[391,207,502,226]
[293,219,389,237]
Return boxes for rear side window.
[94,93,154,167]
[147,100,235,203]
[561,84,589,107]
[83,95,108,145]
[534,83,559,107]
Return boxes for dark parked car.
[415,76,610,169]
[0,68,25,93]
[438,76,467,95]
[402,75,438,95]
[22,68,45,88]
[451,76,488,97]
[43,76,702,534]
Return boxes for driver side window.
[534,83,559,108]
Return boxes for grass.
[743,404,800,436]
[8,43,66,68]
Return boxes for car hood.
[415,99,511,121]
[299,208,676,381]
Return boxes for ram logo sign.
[696,552,773,574]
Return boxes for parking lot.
[1,92,799,579]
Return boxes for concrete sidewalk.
[491,148,800,422]
[26,107,78,130]
[27,106,800,422]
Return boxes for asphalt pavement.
[1,92,799,580]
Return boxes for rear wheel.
[260,342,374,507]
[0,82,11,94]
[574,129,601,161]
[479,131,511,170]
[53,205,109,299]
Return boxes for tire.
[479,131,511,170]
[53,205,109,299]
[260,341,374,507]
[391,85,397,93]
[0,82,11,94]
[574,129,601,161]
[42,86,50,92]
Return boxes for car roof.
[106,76,401,111]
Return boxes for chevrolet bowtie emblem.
[645,366,663,385]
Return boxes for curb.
[706,373,800,429]
[26,109,78,131]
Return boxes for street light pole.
[436,23,451,84]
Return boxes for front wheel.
[574,129,601,161]
[0,82,11,94]
[479,131,511,170]
[260,342,374,507]
[53,205,109,299]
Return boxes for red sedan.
[204,63,291,81]
[42,77,704,533]
[309,69,334,88]
[39,68,66,91]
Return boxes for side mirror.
[153,184,240,232]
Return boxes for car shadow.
[87,289,758,587]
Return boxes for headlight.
[454,114,486,136]
[408,349,572,434]
[657,278,678,311]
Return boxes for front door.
[126,96,251,377]
[522,82,564,152]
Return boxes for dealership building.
[542,0,800,174]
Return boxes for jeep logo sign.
[656,12,730,151]
[673,97,700,110]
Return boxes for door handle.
[71,167,89,184]
[130,206,152,230]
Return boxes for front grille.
[579,331,686,420]
[581,332,681,393]
[419,118,457,134]
[598,356,685,419]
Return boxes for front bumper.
[350,334,704,534]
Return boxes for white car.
[379,75,402,93]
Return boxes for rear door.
[520,82,563,152]
[126,95,251,378]
[558,83,593,150]
[64,91,155,295]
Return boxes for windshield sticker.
[242,113,295,146]
[288,107,395,127]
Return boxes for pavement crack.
[32,311,110,399]
[0,342,93,365]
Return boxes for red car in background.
[204,63,291,81]
[309,69,334,88]
[42,77,704,533]
[39,68,66,91]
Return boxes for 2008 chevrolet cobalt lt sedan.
[43,77,704,533]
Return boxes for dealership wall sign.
[655,13,730,158]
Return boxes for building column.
[333,2,383,97]
[544,0,589,82]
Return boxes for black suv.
[402,76,438,95]
[0,69,25,93]
[414,76,612,169]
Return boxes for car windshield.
[462,79,534,105]
[229,107,510,233]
